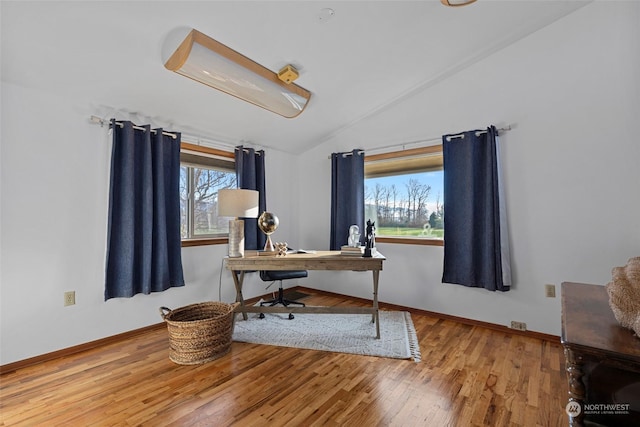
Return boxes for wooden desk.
[226,251,385,338]
[561,282,640,426]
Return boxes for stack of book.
[340,245,364,256]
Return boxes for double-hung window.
[180,143,236,246]
[364,145,444,246]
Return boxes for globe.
[258,212,279,252]
[258,212,279,235]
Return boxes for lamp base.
[228,219,245,258]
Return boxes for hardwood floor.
[0,290,568,426]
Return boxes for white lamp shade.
[218,189,259,218]
[163,28,311,118]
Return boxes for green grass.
[377,226,444,238]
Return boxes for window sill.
[376,237,444,247]
[182,237,228,247]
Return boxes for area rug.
[232,309,421,362]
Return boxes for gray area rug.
[232,309,421,362]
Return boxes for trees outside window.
[179,143,236,242]
[364,146,443,244]
[180,166,236,238]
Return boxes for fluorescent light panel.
[164,29,311,118]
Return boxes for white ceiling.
[1,1,589,154]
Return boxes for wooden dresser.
[561,282,640,426]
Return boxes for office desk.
[226,251,385,338]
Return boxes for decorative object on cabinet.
[606,256,640,337]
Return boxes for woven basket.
[159,301,238,365]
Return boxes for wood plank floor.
[0,291,568,426]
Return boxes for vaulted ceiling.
[1,1,589,154]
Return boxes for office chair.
[259,270,307,319]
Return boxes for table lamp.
[218,189,259,257]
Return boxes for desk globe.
[258,212,279,252]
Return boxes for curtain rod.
[89,115,258,153]
[90,116,178,139]
[327,125,511,159]
[235,147,263,156]
[326,150,364,159]
[367,125,512,154]
[444,125,512,142]
[332,149,365,158]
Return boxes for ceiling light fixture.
[441,0,477,6]
[162,28,311,118]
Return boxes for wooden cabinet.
[561,282,640,426]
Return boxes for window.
[180,143,236,245]
[364,145,444,246]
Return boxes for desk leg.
[373,269,380,339]
[231,270,247,320]
[564,346,585,427]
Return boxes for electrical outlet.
[510,321,527,331]
[64,291,76,306]
[545,284,556,298]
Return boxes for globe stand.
[264,234,275,252]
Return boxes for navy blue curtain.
[330,149,365,250]
[235,146,266,250]
[442,126,511,292]
[105,121,185,300]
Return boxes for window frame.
[365,145,444,247]
[180,142,236,247]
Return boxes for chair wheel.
[288,313,294,320]
[259,313,265,319]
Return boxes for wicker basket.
[159,301,238,365]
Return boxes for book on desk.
[341,245,364,255]
[340,245,374,256]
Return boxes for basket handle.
[159,306,172,320]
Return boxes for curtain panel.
[235,146,266,250]
[330,149,365,250]
[441,126,512,292]
[105,120,185,299]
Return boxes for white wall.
[297,1,640,336]
[0,82,300,365]
[1,1,638,366]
